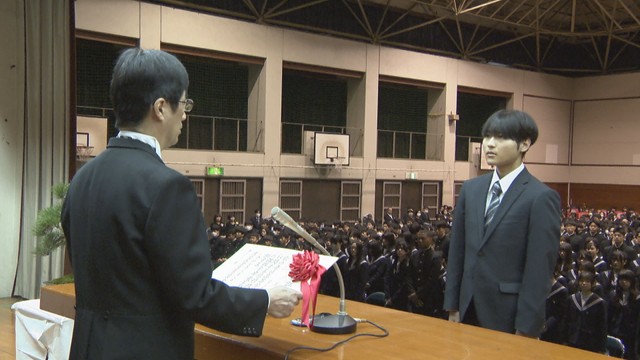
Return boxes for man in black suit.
[61,48,301,359]
[250,209,262,229]
[383,207,395,224]
[444,110,561,338]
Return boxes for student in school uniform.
[345,241,369,302]
[565,220,586,255]
[558,241,575,287]
[604,226,636,263]
[583,238,608,274]
[366,239,391,300]
[566,272,608,354]
[586,219,609,252]
[607,269,640,360]
[540,272,569,345]
[568,261,605,298]
[408,230,443,317]
[599,250,630,296]
[320,234,348,298]
[386,239,411,311]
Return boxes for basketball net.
[76,146,94,161]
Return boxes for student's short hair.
[618,269,636,282]
[578,260,595,273]
[584,237,600,250]
[369,239,383,259]
[395,239,409,251]
[565,219,578,227]
[417,230,436,241]
[110,48,189,129]
[481,110,539,145]
[587,219,601,228]
[578,271,596,283]
[613,225,626,235]
[610,250,628,262]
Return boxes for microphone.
[271,207,357,335]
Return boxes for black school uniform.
[608,291,640,360]
[567,292,607,354]
[387,255,410,311]
[541,280,569,345]
[367,255,391,298]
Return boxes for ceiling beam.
[602,0,618,72]
[379,15,450,40]
[341,0,374,38]
[468,32,533,56]
[378,2,420,38]
[618,0,640,27]
[570,0,576,32]
[589,0,623,30]
[459,0,504,15]
[242,0,260,19]
[264,0,328,19]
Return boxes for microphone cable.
[283,318,389,360]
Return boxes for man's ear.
[519,138,531,153]
[152,98,167,120]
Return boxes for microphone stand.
[271,207,357,334]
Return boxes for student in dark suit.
[444,110,561,338]
[61,48,301,360]
[408,230,443,317]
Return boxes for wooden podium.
[41,284,608,359]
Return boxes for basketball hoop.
[332,156,346,172]
[76,145,94,161]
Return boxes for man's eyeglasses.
[179,99,194,113]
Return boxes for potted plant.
[33,182,74,284]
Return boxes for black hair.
[613,225,626,235]
[578,271,596,284]
[481,110,539,146]
[110,48,189,129]
[584,237,600,251]
[368,239,383,259]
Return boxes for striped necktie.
[485,181,502,227]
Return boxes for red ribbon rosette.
[288,250,326,327]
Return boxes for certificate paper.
[211,244,338,291]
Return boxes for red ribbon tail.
[300,281,312,326]
[309,266,327,329]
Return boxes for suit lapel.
[481,168,531,244]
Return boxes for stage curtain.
[13,0,71,299]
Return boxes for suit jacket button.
[478,251,484,257]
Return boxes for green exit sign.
[206,166,224,176]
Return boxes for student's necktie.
[485,181,502,228]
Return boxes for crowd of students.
[207,206,640,358]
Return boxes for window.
[454,181,464,206]
[382,181,402,219]
[456,89,508,161]
[220,180,246,223]
[341,181,361,221]
[421,182,440,219]
[190,179,205,213]
[280,180,303,220]
[281,68,349,154]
